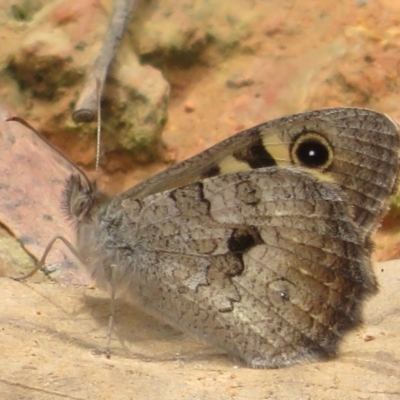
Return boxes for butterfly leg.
[105,263,118,358]
[10,234,82,281]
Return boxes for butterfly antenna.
[95,78,102,173]
[6,116,92,189]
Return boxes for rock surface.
[0,259,399,399]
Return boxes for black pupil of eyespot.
[296,139,330,168]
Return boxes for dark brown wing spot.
[201,164,221,179]
[233,136,277,168]
[228,227,263,253]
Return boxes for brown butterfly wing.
[96,168,375,368]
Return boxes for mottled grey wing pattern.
[93,168,375,368]
[63,107,400,368]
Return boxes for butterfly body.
[64,108,400,368]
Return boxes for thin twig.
[73,0,138,123]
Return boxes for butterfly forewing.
[124,108,400,240]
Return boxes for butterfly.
[22,108,400,368]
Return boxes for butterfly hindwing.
[81,167,375,368]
